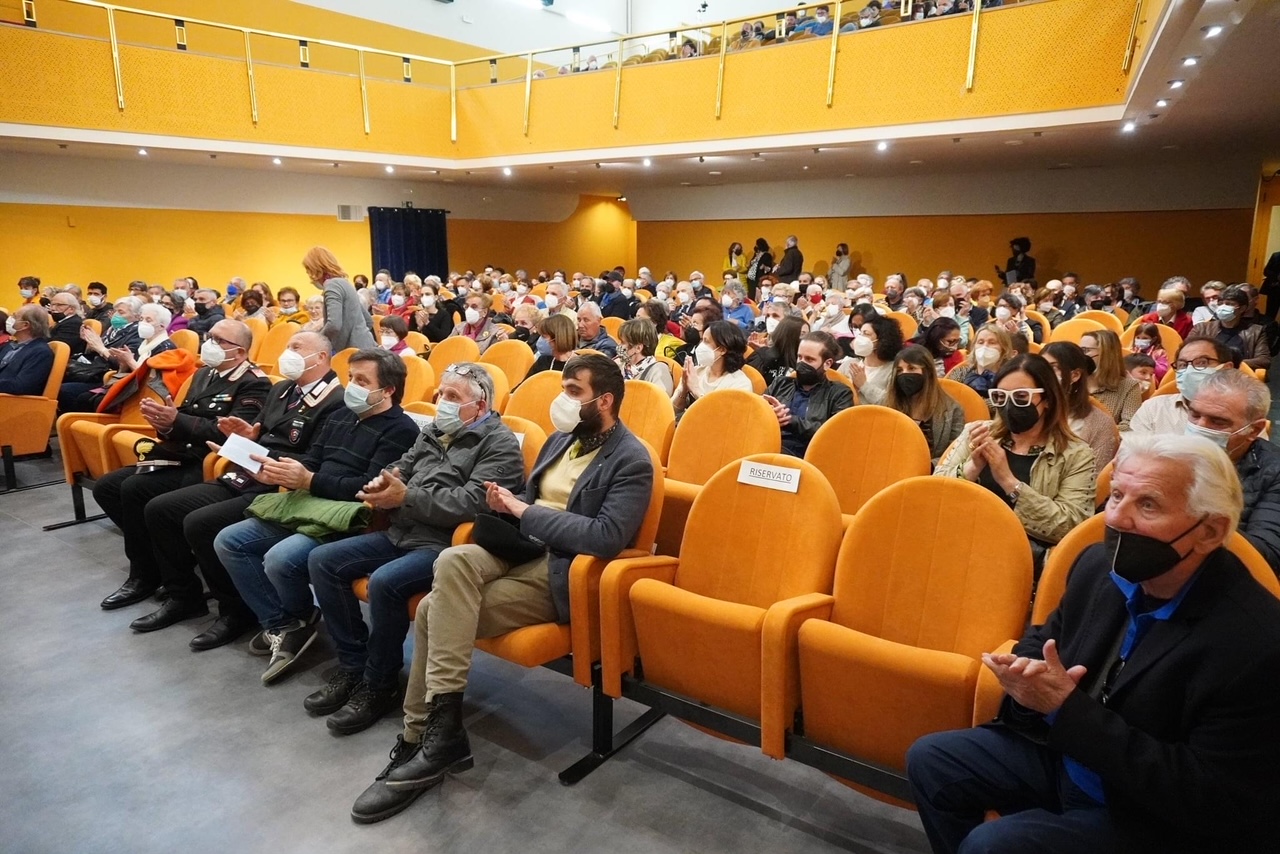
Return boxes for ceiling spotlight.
[1156,99,1169,108]
[1202,25,1223,38]
[876,141,888,152]
[384,165,395,174]
[909,159,924,165]
[1169,79,1184,89]
[802,165,810,171]
[1122,121,1137,133]
[1004,140,1024,146]
[617,196,627,202]
[502,167,512,176]
[642,158,651,167]
[1182,56,1198,67]
[709,170,722,175]
[137,148,148,156]
[272,157,282,165]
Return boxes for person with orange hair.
[302,246,376,352]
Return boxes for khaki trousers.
[402,545,557,742]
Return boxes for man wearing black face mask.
[762,332,852,457]
[909,432,1280,854]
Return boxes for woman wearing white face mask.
[946,322,1015,399]
[1138,287,1193,340]
[840,313,902,405]
[810,293,851,336]
[992,292,1036,343]
[671,320,752,414]
[411,287,455,343]
[379,314,417,359]
[925,291,973,349]
[449,292,507,355]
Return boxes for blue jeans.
[213,518,325,631]
[307,532,439,689]
[906,725,1120,854]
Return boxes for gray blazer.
[520,424,655,623]
[321,277,376,352]
[387,414,525,551]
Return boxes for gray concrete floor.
[0,451,928,854]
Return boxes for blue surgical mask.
[1215,304,1238,322]
[344,383,383,415]
[536,336,553,357]
[433,399,473,436]
[1184,421,1231,449]
[1175,366,1217,399]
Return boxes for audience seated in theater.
[718,282,755,331]
[764,331,854,457]
[672,319,752,414]
[936,354,1095,567]
[126,331,343,647]
[509,303,543,347]
[306,362,525,735]
[186,289,226,340]
[528,313,578,378]
[0,304,54,396]
[1129,322,1171,383]
[1129,337,1234,436]
[1137,286,1194,341]
[541,280,577,327]
[1181,367,1280,571]
[910,431,1280,853]
[451,291,508,356]
[1124,352,1157,395]
[234,289,267,322]
[1079,330,1143,431]
[379,315,416,359]
[213,349,419,685]
[885,344,965,464]
[748,314,807,387]
[616,318,675,395]
[411,280,457,343]
[925,290,973,348]
[842,311,903,405]
[917,316,965,376]
[992,291,1036,344]
[1236,283,1280,354]
[84,281,114,326]
[1033,287,1066,332]
[46,289,86,358]
[810,291,851,337]
[1042,342,1119,478]
[350,354,653,824]
[1189,280,1224,325]
[1189,284,1270,371]
[62,303,182,413]
[301,295,326,334]
[575,301,618,358]
[56,295,145,405]
[634,298,682,360]
[272,286,310,327]
[94,319,271,612]
[304,247,377,352]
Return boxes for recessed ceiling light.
[1122,121,1137,133]
[876,141,888,152]
[384,165,395,174]
[1182,56,1198,67]
[1156,99,1169,108]
[617,196,627,202]
[679,181,692,186]
[909,159,924,165]
[842,173,857,177]
[1202,25,1223,38]
[137,148,148,156]
[502,167,512,176]
[1161,144,1179,151]
[1004,139,1023,146]
[1169,79,1184,89]
[442,178,454,183]
[272,157,282,165]
[802,165,810,170]
[708,170,722,175]
[642,158,651,167]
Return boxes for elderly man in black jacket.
[763,331,853,457]
[773,234,804,281]
[907,432,1280,853]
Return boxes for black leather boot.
[382,693,472,791]
[350,736,426,824]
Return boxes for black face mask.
[195,303,210,316]
[1089,299,1109,310]
[684,327,701,347]
[1105,517,1205,583]
[895,372,926,398]
[795,362,824,386]
[1002,401,1041,434]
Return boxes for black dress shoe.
[305,669,363,715]
[101,579,158,611]
[327,682,401,735]
[153,586,170,603]
[129,598,209,633]
[351,737,425,825]
[189,613,255,651]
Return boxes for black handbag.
[471,512,547,564]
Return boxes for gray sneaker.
[250,608,318,657]
[261,621,318,685]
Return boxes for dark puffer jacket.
[1237,438,1280,575]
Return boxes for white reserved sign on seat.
[737,460,801,493]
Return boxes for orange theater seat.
[481,339,537,389]
[502,369,563,436]
[618,379,677,464]
[252,321,299,375]
[0,341,70,491]
[599,453,844,761]
[654,389,781,556]
[426,335,481,378]
[804,406,930,525]
[787,477,1033,804]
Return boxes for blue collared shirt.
[1052,568,1203,804]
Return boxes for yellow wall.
[449,196,637,274]
[637,210,1254,293]
[1248,176,1276,283]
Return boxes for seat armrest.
[568,548,646,687]
[598,555,680,697]
[760,593,835,759]
[451,521,475,547]
[973,639,1016,726]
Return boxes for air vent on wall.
[337,204,366,222]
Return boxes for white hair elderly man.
[542,279,577,325]
[910,431,1280,853]
[575,300,617,357]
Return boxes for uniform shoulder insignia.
[248,365,269,378]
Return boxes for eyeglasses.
[444,363,481,378]
[987,388,1043,407]
[1173,357,1222,371]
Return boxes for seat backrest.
[740,364,767,394]
[1049,318,1105,345]
[1073,311,1124,335]
[886,311,918,341]
[1032,513,1280,625]
[42,341,71,398]
[330,347,358,384]
[254,321,299,373]
[243,316,269,361]
[632,437,666,553]
[1120,322,1183,354]
[834,476,1033,659]
[938,378,989,423]
[475,362,511,412]
[481,339,537,389]
[83,318,102,335]
[402,356,438,404]
[619,379,677,463]
[667,389,781,484]
[1024,309,1051,338]
[804,406,930,516]
[1094,459,1114,511]
[403,331,430,355]
[503,369,563,435]
[601,316,625,339]
[499,414,547,478]
[427,335,482,377]
[655,354,683,387]
[678,453,843,608]
[169,329,199,355]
